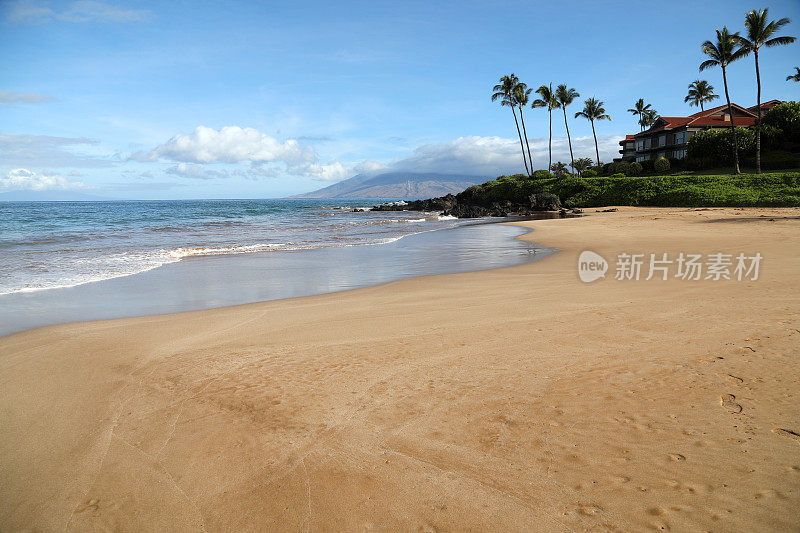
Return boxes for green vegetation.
[762,101,800,143]
[686,102,799,169]
[456,173,800,208]
[654,157,671,173]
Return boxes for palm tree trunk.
[511,106,530,175]
[591,119,600,165]
[562,107,575,175]
[700,102,704,112]
[548,108,552,172]
[721,65,740,174]
[754,49,762,175]
[518,105,534,175]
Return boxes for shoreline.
[0,220,552,338]
[1,206,798,531]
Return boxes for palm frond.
[699,59,718,72]
[765,35,797,47]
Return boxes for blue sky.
[1,0,799,199]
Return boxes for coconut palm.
[575,98,611,165]
[627,98,653,131]
[555,84,580,175]
[532,84,559,172]
[570,157,593,177]
[513,83,535,174]
[684,80,719,112]
[492,74,530,175]
[700,27,750,174]
[642,109,660,129]
[787,66,800,81]
[550,161,568,177]
[739,8,795,174]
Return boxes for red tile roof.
[634,101,767,137]
[747,99,782,112]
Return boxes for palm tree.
[532,84,559,172]
[787,66,800,81]
[550,161,568,177]
[700,27,750,174]
[627,98,653,131]
[513,83,535,174]
[739,9,795,174]
[492,74,530,175]
[684,80,719,112]
[642,109,660,129]
[575,98,611,165]
[570,157,593,177]
[555,84,580,175]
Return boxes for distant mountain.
[0,190,113,202]
[291,172,486,199]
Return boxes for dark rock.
[443,204,490,218]
[529,192,561,211]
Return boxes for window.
[636,140,644,152]
[658,135,666,147]
[643,138,651,150]
[675,131,686,145]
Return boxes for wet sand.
[1,207,798,531]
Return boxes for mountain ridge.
[290,172,486,199]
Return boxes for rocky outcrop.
[370,191,573,219]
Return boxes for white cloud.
[4,0,151,24]
[0,168,89,190]
[0,91,56,104]
[392,136,522,175]
[390,134,625,175]
[138,126,316,166]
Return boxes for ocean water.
[0,199,465,295]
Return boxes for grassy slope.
[458,173,800,208]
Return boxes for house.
[618,135,636,161]
[616,100,782,162]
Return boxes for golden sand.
[1,207,799,531]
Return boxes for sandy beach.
[1,206,799,532]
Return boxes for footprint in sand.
[727,374,744,384]
[772,428,800,444]
[720,394,742,414]
[668,453,686,462]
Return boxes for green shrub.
[688,127,757,166]
[627,162,643,176]
[654,157,670,173]
[583,169,598,177]
[639,158,655,172]
[762,101,800,144]
[532,169,553,179]
[459,172,800,208]
[742,150,800,170]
